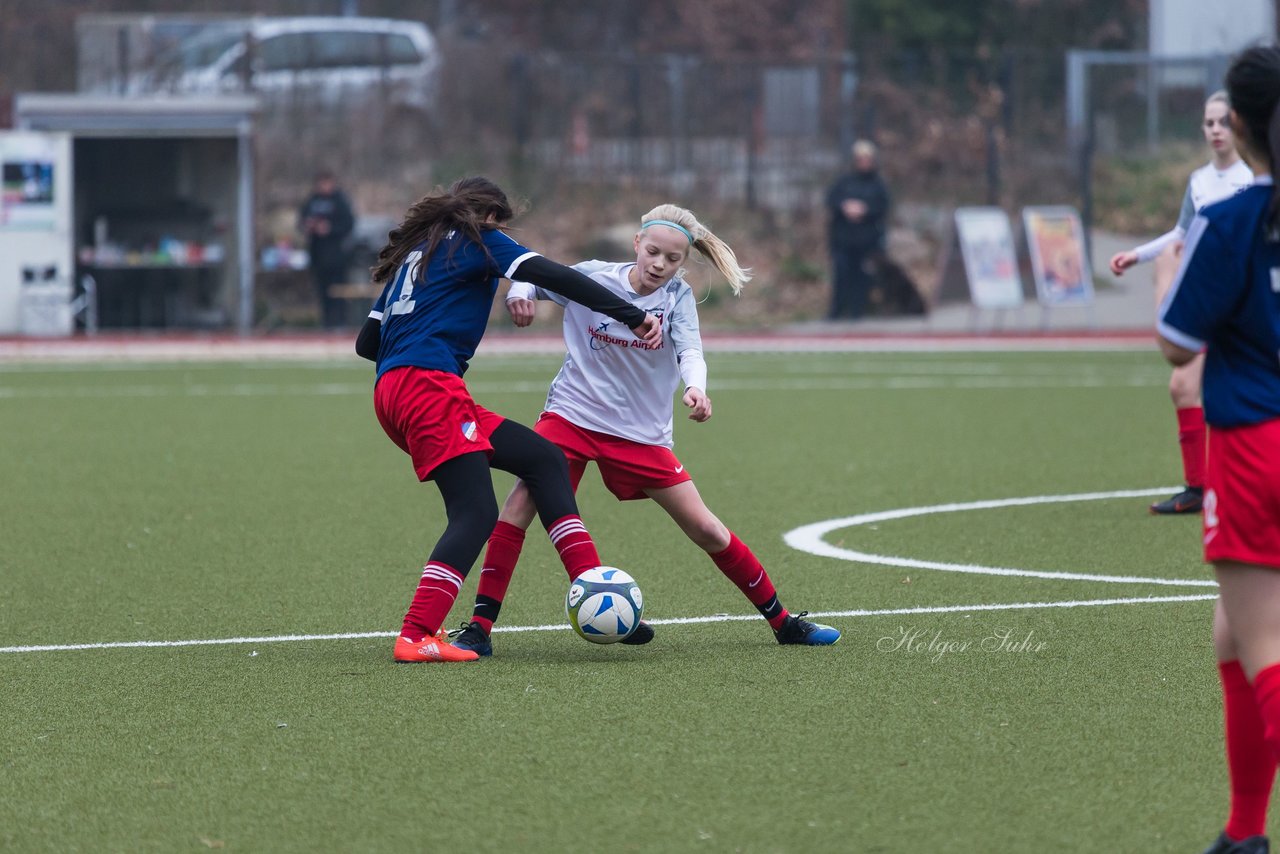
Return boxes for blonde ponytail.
[640,204,752,296]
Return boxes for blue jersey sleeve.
[1158,215,1247,351]
[482,229,541,279]
[369,279,392,320]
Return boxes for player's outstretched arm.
[510,256,660,343]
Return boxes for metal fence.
[76,16,1230,224]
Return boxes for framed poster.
[1023,206,1094,306]
[953,207,1024,309]
[0,130,60,231]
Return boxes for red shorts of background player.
[374,366,505,481]
[534,411,692,501]
[1204,417,1280,569]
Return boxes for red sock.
[1220,660,1276,840]
[1177,406,1206,489]
[546,515,601,581]
[472,521,526,633]
[400,561,465,640]
[710,533,789,629]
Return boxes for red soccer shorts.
[374,366,505,481]
[534,411,691,501]
[1204,417,1280,569]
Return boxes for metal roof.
[15,94,259,137]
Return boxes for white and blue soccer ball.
[565,567,644,644]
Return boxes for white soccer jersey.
[508,260,705,447]
[1134,159,1254,263]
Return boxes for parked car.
[159,17,441,110]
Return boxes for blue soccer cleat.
[774,612,841,646]
[448,621,493,657]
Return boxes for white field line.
[0,594,1215,655]
[784,488,1218,588]
[0,374,1169,400]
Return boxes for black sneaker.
[1150,486,1203,515]
[448,621,492,657]
[774,612,841,646]
[1202,831,1270,854]
[620,620,654,645]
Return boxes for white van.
[165,17,440,110]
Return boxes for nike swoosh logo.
[674,465,684,473]
[748,570,765,588]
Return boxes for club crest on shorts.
[461,420,478,441]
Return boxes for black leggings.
[427,419,579,574]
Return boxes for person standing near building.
[299,169,356,329]
[1156,46,1280,854]
[825,139,891,320]
[1111,91,1253,515]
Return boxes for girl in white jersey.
[1109,91,1253,516]
[447,204,841,656]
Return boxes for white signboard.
[954,207,1024,310]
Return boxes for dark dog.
[865,253,927,316]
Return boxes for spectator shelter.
[8,94,257,334]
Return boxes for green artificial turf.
[0,350,1234,852]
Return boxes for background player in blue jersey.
[445,203,841,658]
[354,176,660,663]
[1114,91,1253,515]
[1156,47,1280,854]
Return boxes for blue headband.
[641,219,694,244]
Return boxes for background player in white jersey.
[447,204,841,656]
[1110,91,1253,515]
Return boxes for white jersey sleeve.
[1130,161,1253,264]
[666,286,707,391]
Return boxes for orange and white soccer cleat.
[393,632,481,663]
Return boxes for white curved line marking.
[783,488,1217,588]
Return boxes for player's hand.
[1109,250,1138,276]
[631,313,662,344]
[506,297,536,327]
[683,387,712,422]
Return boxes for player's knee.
[528,437,569,481]
[473,497,500,537]
[691,518,730,552]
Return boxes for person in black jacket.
[825,140,891,320]
[298,170,356,329]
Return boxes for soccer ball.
[565,567,644,644]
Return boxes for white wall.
[0,132,74,336]
[1151,0,1274,56]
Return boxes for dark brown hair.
[1226,45,1280,237]
[371,176,515,284]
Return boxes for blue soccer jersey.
[1159,179,1280,427]
[369,228,538,379]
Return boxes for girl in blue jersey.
[1114,91,1253,516]
[444,203,840,658]
[355,176,660,663]
[1157,47,1280,854]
